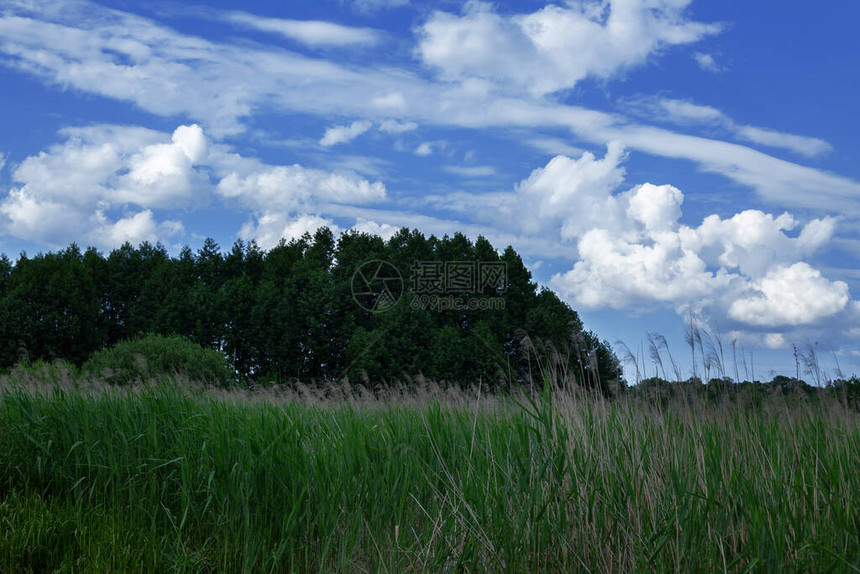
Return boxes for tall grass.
[0,367,858,572]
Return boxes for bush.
[82,333,234,387]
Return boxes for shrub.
[82,333,234,387]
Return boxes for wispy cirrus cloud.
[625,96,833,158]
[443,165,496,178]
[224,11,381,47]
[0,0,854,219]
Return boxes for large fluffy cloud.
[215,157,386,248]
[516,146,852,329]
[239,214,340,251]
[514,141,628,238]
[216,164,385,211]
[0,124,204,247]
[417,0,721,96]
[728,263,849,327]
[0,124,387,250]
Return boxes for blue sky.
[1,0,858,381]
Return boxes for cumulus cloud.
[117,124,211,208]
[378,119,417,133]
[372,93,408,111]
[0,188,77,245]
[320,121,373,146]
[415,142,434,156]
[216,164,385,211]
[0,123,388,250]
[557,225,726,309]
[225,12,380,47]
[88,209,184,248]
[513,141,627,238]
[320,118,418,146]
[728,264,850,327]
[417,0,721,96]
[764,333,786,349]
[502,145,854,330]
[679,210,835,277]
[415,141,448,157]
[214,153,386,248]
[352,218,400,240]
[0,124,211,247]
[693,52,723,73]
[239,214,339,250]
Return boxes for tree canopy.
[0,228,623,394]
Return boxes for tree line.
[0,227,622,393]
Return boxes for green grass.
[0,370,858,572]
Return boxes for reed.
[0,369,858,572]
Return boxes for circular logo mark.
[351,260,403,313]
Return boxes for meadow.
[0,363,858,573]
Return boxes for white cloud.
[378,119,417,133]
[728,263,850,327]
[736,126,833,158]
[653,98,724,124]
[417,0,721,96]
[350,0,409,14]
[214,156,387,248]
[693,52,723,73]
[117,124,211,208]
[0,0,853,210]
[415,142,433,156]
[555,226,725,309]
[627,97,833,158]
[320,118,415,147]
[679,210,835,277]
[764,333,786,349]
[0,188,79,245]
[225,12,380,47]
[352,218,400,240]
[239,213,339,250]
[514,142,627,239]
[216,164,385,211]
[372,93,407,111]
[320,120,373,146]
[443,165,496,178]
[0,124,212,247]
[525,138,586,157]
[0,123,387,250]
[492,146,854,330]
[415,141,448,156]
[0,152,6,172]
[87,209,184,249]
